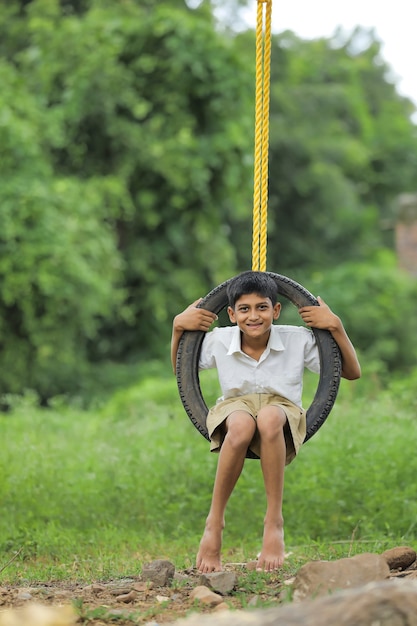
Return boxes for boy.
[171,271,361,574]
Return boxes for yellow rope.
[252,0,272,272]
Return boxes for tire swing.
[175,0,342,457]
[176,273,342,458]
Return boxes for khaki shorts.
[207,393,306,465]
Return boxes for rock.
[141,560,175,587]
[173,572,190,584]
[172,579,417,626]
[52,590,73,600]
[382,546,417,570]
[83,583,106,594]
[292,552,390,600]
[190,585,224,606]
[132,581,154,592]
[246,561,258,571]
[198,572,237,594]
[15,592,33,601]
[391,570,417,580]
[108,585,133,596]
[105,608,131,619]
[156,595,170,603]
[115,590,138,603]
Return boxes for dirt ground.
[0,566,288,625]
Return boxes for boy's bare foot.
[256,522,285,572]
[196,524,223,573]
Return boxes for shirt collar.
[226,325,285,355]
[269,326,285,351]
[227,326,242,355]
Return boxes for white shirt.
[199,324,320,407]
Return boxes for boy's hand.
[174,299,218,332]
[298,296,341,332]
[299,296,361,380]
[171,299,218,372]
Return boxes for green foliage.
[0,61,127,396]
[264,28,417,272]
[0,0,253,394]
[0,363,416,583]
[285,374,417,541]
[1,2,417,397]
[0,178,126,398]
[301,250,417,372]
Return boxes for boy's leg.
[197,410,256,573]
[256,405,287,572]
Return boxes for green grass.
[0,360,416,584]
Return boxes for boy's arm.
[299,296,361,380]
[171,299,218,372]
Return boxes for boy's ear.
[273,302,281,320]
[227,306,236,323]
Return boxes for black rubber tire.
[176,272,342,458]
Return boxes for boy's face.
[227,293,281,339]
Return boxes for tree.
[0,0,254,396]
[2,2,417,396]
[262,28,417,273]
[0,47,128,397]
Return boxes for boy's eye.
[237,304,268,312]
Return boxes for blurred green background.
[1,0,417,401]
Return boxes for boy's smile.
[228,293,281,342]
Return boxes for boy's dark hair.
[227,271,278,307]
